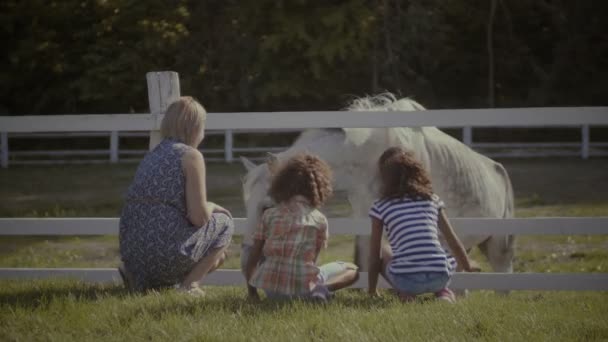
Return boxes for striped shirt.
[369,194,456,275]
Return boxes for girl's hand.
[247,286,260,301]
[465,260,481,272]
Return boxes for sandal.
[435,288,456,303]
[176,283,206,297]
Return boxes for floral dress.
[119,138,233,291]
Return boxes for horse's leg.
[479,234,515,294]
[479,235,515,273]
[349,189,374,271]
[354,236,371,271]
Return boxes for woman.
[119,96,234,295]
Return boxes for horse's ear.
[240,156,257,172]
[266,153,279,175]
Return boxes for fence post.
[581,125,590,159]
[462,126,473,147]
[146,71,181,151]
[1,132,7,168]
[110,131,119,163]
[224,130,234,163]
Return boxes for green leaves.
[1,0,606,115]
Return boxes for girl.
[368,147,475,303]
[245,153,358,301]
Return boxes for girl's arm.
[182,148,213,227]
[368,217,383,296]
[315,218,329,258]
[245,239,264,300]
[245,239,265,282]
[437,210,474,272]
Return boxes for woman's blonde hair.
[160,96,207,147]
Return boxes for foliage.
[0,1,607,113]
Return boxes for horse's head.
[240,154,281,245]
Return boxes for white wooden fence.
[2,125,606,166]
[1,71,607,291]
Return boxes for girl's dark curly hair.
[378,147,433,200]
[269,153,333,208]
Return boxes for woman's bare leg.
[182,244,229,288]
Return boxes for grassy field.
[1,158,607,340]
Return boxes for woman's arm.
[182,148,213,227]
[368,217,383,296]
[437,210,473,272]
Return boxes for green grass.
[1,281,607,341]
[1,158,608,340]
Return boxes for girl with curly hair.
[368,147,475,303]
[245,153,358,301]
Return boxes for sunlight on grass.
[0,280,607,341]
[1,159,608,340]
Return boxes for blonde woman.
[119,97,234,295]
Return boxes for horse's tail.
[496,162,516,257]
[497,162,515,219]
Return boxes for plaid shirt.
[249,196,328,295]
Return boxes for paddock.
[1,71,607,292]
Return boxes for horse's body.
[241,95,515,274]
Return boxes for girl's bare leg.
[324,262,359,291]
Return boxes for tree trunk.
[487,0,498,107]
[383,0,402,92]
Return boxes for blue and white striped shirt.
[369,194,456,275]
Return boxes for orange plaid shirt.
[249,196,328,295]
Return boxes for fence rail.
[1,217,607,236]
[2,71,607,291]
[1,217,607,291]
[2,126,608,167]
[1,268,607,291]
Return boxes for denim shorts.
[386,269,450,295]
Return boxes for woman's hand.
[211,203,232,218]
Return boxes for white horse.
[241,94,515,274]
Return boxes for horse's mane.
[345,93,426,112]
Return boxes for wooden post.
[224,130,234,163]
[581,125,590,159]
[463,126,473,147]
[1,132,8,168]
[146,71,181,150]
[110,131,119,163]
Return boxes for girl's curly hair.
[269,153,333,208]
[378,147,433,200]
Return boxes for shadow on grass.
[0,282,129,309]
[0,282,401,315]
